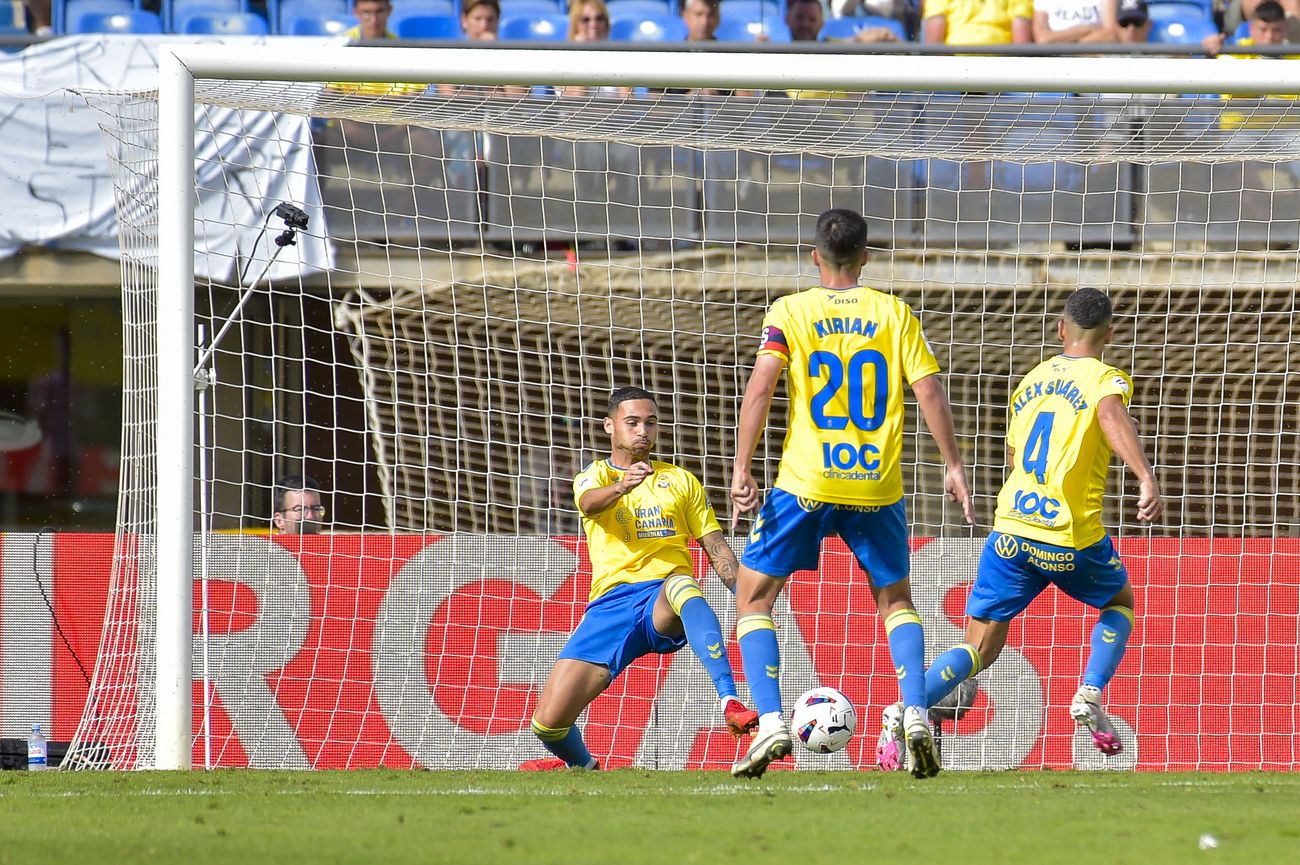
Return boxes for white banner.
[0,34,334,282]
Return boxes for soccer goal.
[69,45,1300,771]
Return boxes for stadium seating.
[386,0,457,31]
[271,0,347,33]
[181,10,269,32]
[73,9,164,31]
[720,0,782,20]
[715,17,791,40]
[500,0,564,16]
[818,14,906,41]
[499,12,569,38]
[610,13,687,39]
[286,13,356,33]
[606,0,673,16]
[59,0,136,34]
[1147,0,1213,19]
[1149,14,1218,44]
[166,0,245,31]
[395,13,462,36]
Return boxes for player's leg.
[527,659,610,769]
[651,574,758,736]
[838,500,940,778]
[1061,537,1135,755]
[924,616,1009,708]
[730,490,826,778]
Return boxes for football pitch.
[0,769,1296,864]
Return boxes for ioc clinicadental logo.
[994,534,1020,559]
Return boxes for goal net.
[69,47,1300,771]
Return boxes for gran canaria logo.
[994,534,1019,559]
[796,497,825,513]
[615,507,632,525]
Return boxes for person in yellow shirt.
[923,288,1163,758]
[327,0,427,96]
[923,0,1034,45]
[522,387,758,770]
[728,208,974,780]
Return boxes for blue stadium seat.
[819,15,907,41]
[1147,0,1212,20]
[74,9,163,30]
[386,0,456,30]
[1150,13,1217,44]
[499,12,569,39]
[182,10,269,32]
[59,0,135,34]
[716,17,790,40]
[1146,1,1212,24]
[285,13,356,33]
[605,0,672,16]
[610,13,686,40]
[720,0,781,20]
[168,0,245,31]
[396,13,461,36]
[272,0,347,32]
[500,0,563,16]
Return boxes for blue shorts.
[740,488,910,587]
[969,531,1129,621]
[557,579,686,680]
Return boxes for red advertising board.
[5,533,1298,770]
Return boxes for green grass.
[0,769,1295,864]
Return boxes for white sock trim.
[758,711,784,735]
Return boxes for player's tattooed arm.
[700,530,739,592]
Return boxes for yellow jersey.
[993,354,1133,549]
[327,29,426,97]
[573,459,722,602]
[1218,41,1300,131]
[758,284,940,506]
[925,0,1033,45]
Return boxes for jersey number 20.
[809,349,887,431]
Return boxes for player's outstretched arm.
[699,530,739,592]
[912,374,976,526]
[577,462,653,516]
[730,354,784,529]
[1097,395,1164,523]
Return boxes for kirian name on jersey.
[1011,378,1089,415]
[813,317,879,339]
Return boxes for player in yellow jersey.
[521,387,758,770]
[922,287,1163,757]
[728,208,975,779]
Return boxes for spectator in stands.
[462,0,501,39]
[1224,0,1300,46]
[923,0,1033,44]
[1206,0,1292,53]
[568,0,611,39]
[346,0,396,39]
[785,0,901,42]
[272,475,325,535]
[681,0,721,41]
[561,0,631,96]
[1032,0,1118,43]
[1116,0,1151,43]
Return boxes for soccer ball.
[790,687,857,753]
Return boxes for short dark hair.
[678,0,720,13]
[274,474,320,512]
[463,0,500,15]
[786,0,821,7]
[814,208,869,269]
[605,387,656,417]
[1254,0,1285,21]
[1064,288,1113,331]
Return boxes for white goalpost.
[71,44,1300,771]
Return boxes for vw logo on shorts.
[994,534,1019,559]
[796,497,825,513]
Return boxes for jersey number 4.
[1022,411,1055,484]
[809,349,888,431]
